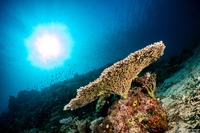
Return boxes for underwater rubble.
[0,42,199,133]
[158,44,200,132]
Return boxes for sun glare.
[25,23,74,69]
[36,34,61,58]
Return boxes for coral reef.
[140,47,194,87]
[91,73,168,133]
[166,87,200,132]
[132,72,157,99]
[64,41,166,111]
[59,116,91,133]
[1,41,199,133]
[59,73,168,133]
[0,67,105,133]
[157,44,200,97]
[89,117,104,132]
[156,44,200,132]
[0,43,169,133]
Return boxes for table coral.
[64,41,165,111]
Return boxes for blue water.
[0,0,200,113]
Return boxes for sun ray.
[25,23,74,69]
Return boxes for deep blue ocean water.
[0,0,200,113]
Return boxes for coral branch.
[133,72,157,99]
[64,41,165,111]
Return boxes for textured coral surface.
[157,45,200,132]
[64,41,166,111]
[93,74,168,133]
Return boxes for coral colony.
[62,41,168,132]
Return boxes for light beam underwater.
[25,23,74,69]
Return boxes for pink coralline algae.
[93,74,168,133]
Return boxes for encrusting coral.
[91,73,168,133]
[64,41,166,111]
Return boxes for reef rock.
[157,44,200,132]
[64,41,165,111]
[91,73,168,133]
